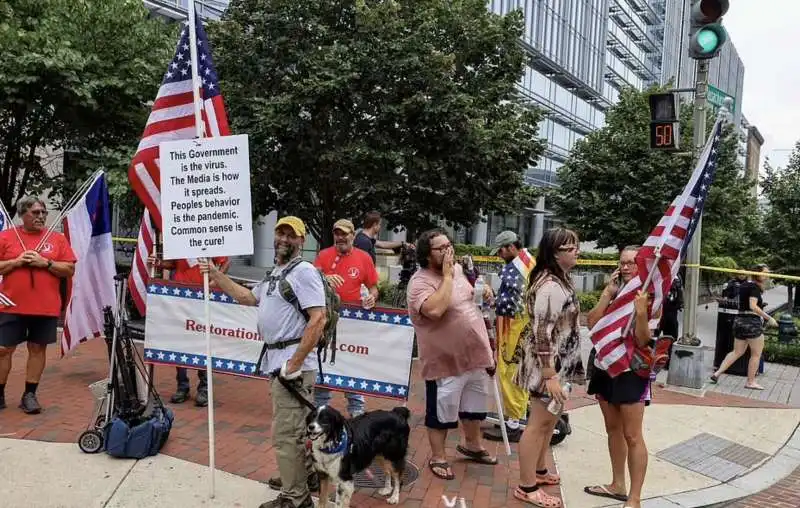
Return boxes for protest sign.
[158,134,253,260]
[143,282,414,401]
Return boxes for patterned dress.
[512,272,584,395]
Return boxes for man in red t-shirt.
[148,255,229,407]
[0,197,77,414]
[312,219,379,416]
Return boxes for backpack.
[275,256,341,373]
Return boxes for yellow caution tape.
[111,237,799,282]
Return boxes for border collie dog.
[306,405,410,507]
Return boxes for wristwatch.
[47,260,53,270]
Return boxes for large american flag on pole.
[127,14,230,316]
[590,118,724,377]
[0,208,14,306]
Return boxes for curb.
[639,421,800,508]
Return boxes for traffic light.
[688,0,729,60]
[648,92,680,151]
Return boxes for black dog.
[306,405,410,507]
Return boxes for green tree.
[550,85,759,263]
[210,0,544,245]
[761,147,800,311]
[0,0,176,217]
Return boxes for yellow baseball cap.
[333,219,355,234]
[275,216,306,237]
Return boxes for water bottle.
[474,275,485,307]
[360,284,369,306]
[547,382,572,415]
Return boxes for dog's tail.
[392,406,411,421]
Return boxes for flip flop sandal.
[514,486,562,507]
[428,460,455,480]
[536,470,561,486]
[583,485,628,501]
[455,445,498,465]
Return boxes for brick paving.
[724,467,800,508]
[0,337,791,507]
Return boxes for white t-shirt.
[251,259,326,374]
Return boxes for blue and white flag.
[61,172,117,356]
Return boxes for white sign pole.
[187,1,215,499]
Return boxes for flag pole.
[621,249,662,338]
[0,200,25,249]
[35,169,104,252]
[187,1,215,499]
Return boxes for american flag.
[496,249,534,318]
[0,205,12,300]
[495,249,534,362]
[127,14,230,316]
[590,118,724,377]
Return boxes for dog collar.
[320,430,349,455]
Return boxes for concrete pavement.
[1,283,798,507]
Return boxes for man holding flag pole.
[126,1,231,499]
[0,197,76,414]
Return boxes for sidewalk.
[0,287,798,507]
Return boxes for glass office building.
[475,0,667,247]
[144,0,228,20]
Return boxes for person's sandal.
[455,445,498,465]
[514,486,562,507]
[428,460,455,480]
[536,470,561,486]
[709,374,718,384]
[583,485,628,501]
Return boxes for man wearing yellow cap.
[313,218,379,416]
[201,216,325,508]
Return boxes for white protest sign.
[142,281,414,400]
[159,134,253,259]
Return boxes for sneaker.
[170,390,190,404]
[483,425,522,443]
[267,472,320,492]
[19,392,42,414]
[258,494,313,508]
[195,390,208,407]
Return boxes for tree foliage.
[210,0,544,245]
[761,145,800,308]
[550,85,759,262]
[0,0,176,218]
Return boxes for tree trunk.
[787,284,794,315]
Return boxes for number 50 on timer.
[648,92,680,151]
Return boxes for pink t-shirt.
[407,265,494,380]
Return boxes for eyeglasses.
[619,261,636,267]
[30,210,48,216]
[558,245,579,253]
[431,243,452,252]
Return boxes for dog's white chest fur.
[310,439,344,478]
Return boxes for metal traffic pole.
[679,59,709,346]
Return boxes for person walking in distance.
[584,245,658,508]
[511,228,584,507]
[147,254,229,406]
[312,219,378,417]
[407,229,498,481]
[483,231,533,444]
[710,265,777,390]
[0,197,77,414]
[200,216,326,508]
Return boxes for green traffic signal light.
[696,28,720,53]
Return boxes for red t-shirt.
[170,257,229,285]
[0,227,77,317]
[314,247,378,304]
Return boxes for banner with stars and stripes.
[142,282,414,400]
